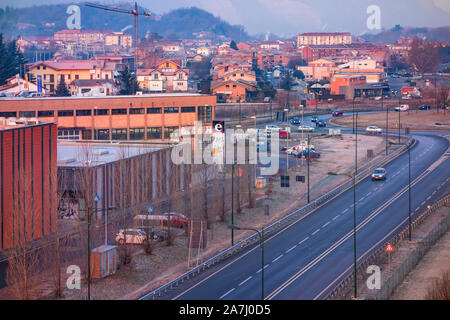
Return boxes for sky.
[2,0,450,37]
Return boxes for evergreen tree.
[117,66,139,95]
[230,40,238,50]
[55,77,71,97]
[0,34,27,85]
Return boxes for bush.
[425,269,450,300]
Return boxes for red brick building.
[0,119,57,251]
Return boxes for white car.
[366,126,383,134]
[395,104,409,112]
[115,228,148,245]
[298,125,315,132]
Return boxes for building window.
[94,129,110,140]
[111,108,127,115]
[197,106,212,122]
[0,111,17,117]
[164,126,178,139]
[19,111,36,117]
[181,107,196,113]
[164,107,179,113]
[147,107,162,114]
[58,110,74,117]
[111,128,127,140]
[37,110,54,117]
[57,129,81,140]
[76,109,92,116]
[75,75,79,80]
[130,108,145,114]
[94,109,109,116]
[129,128,144,140]
[154,73,159,80]
[147,127,162,139]
[49,74,54,82]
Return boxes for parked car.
[395,105,409,112]
[160,212,188,228]
[115,229,148,245]
[366,126,382,134]
[371,168,387,181]
[298,125,315,132]
[419,104,431,110]
[316,119,327,127]
[293,149,320,159]
[332,110,343,117]
[311,115,319,123]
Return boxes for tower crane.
[85,2,151,72]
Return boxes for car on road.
[115,228,149,245]
[298,125,315,132]
[419,104,431,110]
[371,168,387,181]
[395,104,409,112]
[291,117,301,125]
[366,126,382,134]
[332,110,343,117]
[316,119,327,127]
[311,115,319,123]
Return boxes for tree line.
[0,34,26,86]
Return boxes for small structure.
[90,245,118,279]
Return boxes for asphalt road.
[145,112,449,300]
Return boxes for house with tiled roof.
[136,60,189,92]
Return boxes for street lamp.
[228,224,264,300]
[284,108,289,171]
[353,111,358,299]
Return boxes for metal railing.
[139,133,413,300]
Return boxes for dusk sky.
[2,0,449,37]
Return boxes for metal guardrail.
[139,133,413,300]
[325,194,450,300]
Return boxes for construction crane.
[85,2,151,72]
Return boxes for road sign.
[213,120,225,133]
[385,243,394,252]
[37,75,42,93]
[147,206,153,213]
[93,195,100,202]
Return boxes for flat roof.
[57,142,165,167]
[0,93,208,102]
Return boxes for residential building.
[54,30,132,48]
[137,60,189,92]
[330,75,366,95]
[298,58,336,81]
[211,79,257,103]
[297,32,352,47]
[69,79,117,97]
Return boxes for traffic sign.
[385,243,394,252]
[147,206,153,213]
[93,195,100,202]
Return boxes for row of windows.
[91,127,178,140]
[0,107,201,119]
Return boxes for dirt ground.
[390,219,450,300]
[330,110,450,131]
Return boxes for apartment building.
[137,60,189,92]
[54,29,132,48]
[297,32,352,47]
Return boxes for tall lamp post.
[284,108,289,171]
[228,225,264,300]
[385,95,389,156]
[353,111,358,299]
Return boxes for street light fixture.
[228,224,265,300]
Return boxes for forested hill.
[0,2,251,40]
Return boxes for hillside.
[0,2,251,40]
[361,25,450,43]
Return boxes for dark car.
[371,168,387,181]
[332,110,343,117]
[291,117,301,125]
[293,149,320,159]
[311,115,319,123]
[316,119,327,127]
[419,104,431,110]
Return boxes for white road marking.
[286,245,297,254]
[322,222,330,228]
[427,196,431,200]
[311,229,320,236]
[343,208,348,213]
[220,288,235,299]
[239,276,252,286]
[298,237,309,245]
[332,215,340,221]
[272,255,283,263]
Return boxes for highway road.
[143,111,449,300]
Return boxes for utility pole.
[353,111,358,299]
[398,100,401,144]
[408,138,412,241]
[87,206,91,300]
[231,163,235,246]
[307,134,310,203]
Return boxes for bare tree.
[408,37,440,76]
